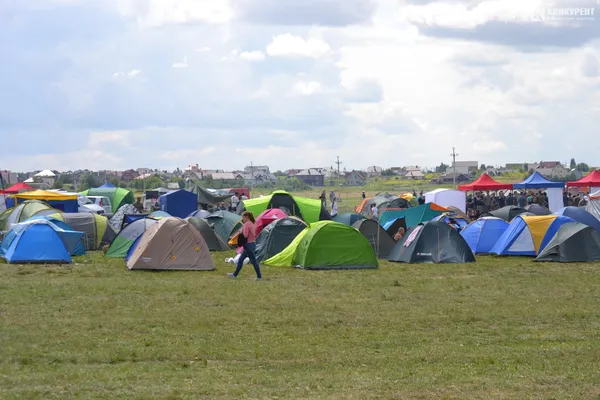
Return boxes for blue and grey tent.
[460,217,509,254]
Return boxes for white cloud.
[112,69,141,79]
[115,0,234,27]
[196,46,211,52]
[172,56,188,68]
[292,81,323,96]
[239,50,265,62]
[266,34,331,58]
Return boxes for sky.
[1,0,599,172]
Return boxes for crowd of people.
[466,190,591,219]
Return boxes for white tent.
[35,169,56,178]
[586,191,600,220]
[425,188,466,212]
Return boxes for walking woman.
[228,211,262,280]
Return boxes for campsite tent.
[127,218,215,270]
[352,219,395,259]
[460,217,509,254]
[188,209,211,219]
[47,212,116,250]
[99,182,116,189]
[255,208,288,234]
[431,214,469,230]
[424,189,466,212]
[356,193,411,215]
[332,212,366,226]
[186,184,232,206]
[185,217,230,251]
[490,215,575,256]
[26,216,86,255]
[525,204,552,216]
[566,169,600,191]
[110,204,139,232]
[263,221,378,270]
[0,200,54,231]
[105,217,159,258]
[535,223,600,262]
[587,191,600,220]
[242,190,330,223]
[388,221,476,264]
[13,190,78,212]
[81,187,135,213]
[3,182,34,194]
[553,206,600,232]
[121,211,170,227]
[205,210,243,241]
[486,206,527,222]
[255,217,307,262]
[0,221,83,264]
[458,173,513,191]
[380,203,448,229]
[158,190,198,218]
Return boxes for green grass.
[2,253,600,399]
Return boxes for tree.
[570,158,577,170]
[109,177,121,187]
[576,163,589,172]
[436,163,449,173]
[381,169,395,177]
[480,164,487,171]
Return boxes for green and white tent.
[242,190,330,224]
[263,220,378,270]
[105,217,159,258]
[80,187,135,214]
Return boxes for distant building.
[121,169,139,182]
[484,167,501,176]
[237,171,277,186]
[536,162,569,179]
[366,166,383,177]
[186,164,200,173]
[405,170,425,180]
[210,172,237,181]
[345,171,367,186]
[244,165,270,174]
[295,169,325,187]
[0,170,17,186]
[136,168,153,175]
[452,161,479,175]
[167,182,180,190]
[435,172,470,184]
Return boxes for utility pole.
[335,156,343,176]
[450,147,459,188]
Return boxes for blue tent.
[158,190,198,218]
[513,172,565,189]
[461,217,509,254]
[490,215,575,256]
[100,182,116,189]
[554,207,600,232]
[1,222,83,264]
[26,216,86,255]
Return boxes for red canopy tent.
[4,182,35,194]
[458,173,513,191]
[566,169,600,188]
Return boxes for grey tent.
[388,221,476,264]
[332,213,366,226]
[352,219,395,259]
[485,206,527,222]
[186,184,231,206]
[185,217,230,251]
[525,204,551,216]
[255,217,307,261]
[205,210,243,241]
[535,222,600,262]
[105,217,159,258]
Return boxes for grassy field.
[2,252,600,399]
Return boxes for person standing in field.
[228,211,262,280]
[370,203,378,221]
[331,198,338,218]
[230,192,240,212]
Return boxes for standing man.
[230,192,240,212]
[370,203,379,221]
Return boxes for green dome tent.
[242,190,330,224]
[80,187,135,214]
[263,220,378,270]
[0,200,54,231]
[205,210,243,241]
